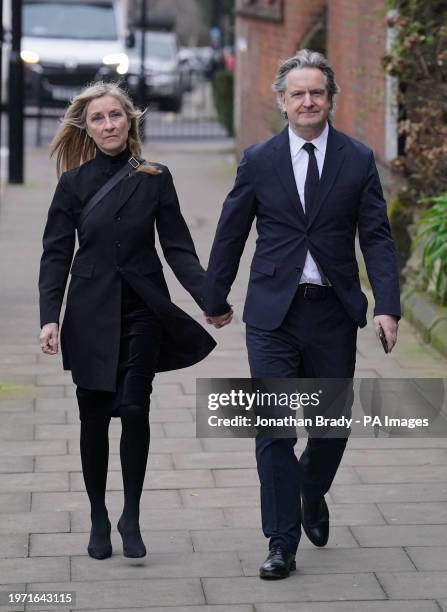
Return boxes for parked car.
[21,0,129,106]
[126,30,183,113]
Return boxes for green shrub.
[388,194,414,278]
[416,192,447,305]
[212,70,234,136]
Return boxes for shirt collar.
[288,122,329,158]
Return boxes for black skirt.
[76,280,163,419]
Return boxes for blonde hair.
[50,81,161,177]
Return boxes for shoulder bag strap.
[78,156,145,228]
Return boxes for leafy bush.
[383,1,447,202]
[388,194,414,276]
[416,192,447,304]
[212,69,234,135]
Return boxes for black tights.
[77,390,150,557]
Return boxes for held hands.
[205,308,233,329]
[39,323,59,355]
[373,314,398,353]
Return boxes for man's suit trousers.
[246,287,357,553]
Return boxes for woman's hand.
[39,323,59,355]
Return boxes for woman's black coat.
[39,153,216,392]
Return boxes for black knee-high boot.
[117,404,150,558]
[77,388,113,560]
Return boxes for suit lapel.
[269,127,306,224]
[109,170,145,218]
[307,125,347,228]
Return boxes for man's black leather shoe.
[301,495,329,547]
[259,545,296,579]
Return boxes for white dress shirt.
[288,122,329,285]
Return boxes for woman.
[38,81,225,560]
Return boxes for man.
[203,49,400,579]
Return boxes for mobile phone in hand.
[378,324,389,354]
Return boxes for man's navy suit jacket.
[203,124,401,330]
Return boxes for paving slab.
[181,486,260,508]
[212,466,360,488]
[0,457,33,473]
[34,423,164,440]
[30,530,194,557]
[35,398,77,411]
[163,422,197,438]
[202,574,385,604]
[0,441,66,457]
[343,448,447,465]
[173,451,256,470]
[0,473,68,493]
[201,439,255,452]
[27,579,205,608]
[346,438,447,448]
[406,546,447,571]
[0,511,69,534]
[71,507,227,532]
[0,535,29,558]
[191,527,358,552]
[377,571,447,599]
[66,436,202,455]
[0,493,30,513]
[70,468,214,491]
[0,424,34,441]
[351,524,447,547]
[0,411,66,425]
[355,464,447,483]
[0,557,69,584]
[0,385,65,400]
[239,547,413,575]
[70,552,242,580]
[222,503,385,528]
[0,399,34,412]
[254,602,440,612]
[62,607,252,612]
[331,482,447,503]
[0,583,25,612]
[378,501,447,524]
[35,452,172,472]
[31,489,181,512]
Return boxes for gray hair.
[272,49,340,119]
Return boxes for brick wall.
[327,0,387,160]
[235,0,388,162]
[235,0,326,154]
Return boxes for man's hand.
[205,309,233,329]
[373,314,398,353]
[39,323,59,355]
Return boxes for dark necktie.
[302,142,319,219]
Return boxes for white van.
[21,0,129,105]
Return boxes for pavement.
[0,139,447,612]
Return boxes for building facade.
[234,0,396,170]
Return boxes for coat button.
[115,241,121,247]
[116,265,121,272]
[115,216,121,221]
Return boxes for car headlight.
[102,53,129,75]
[21,50,40,64]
